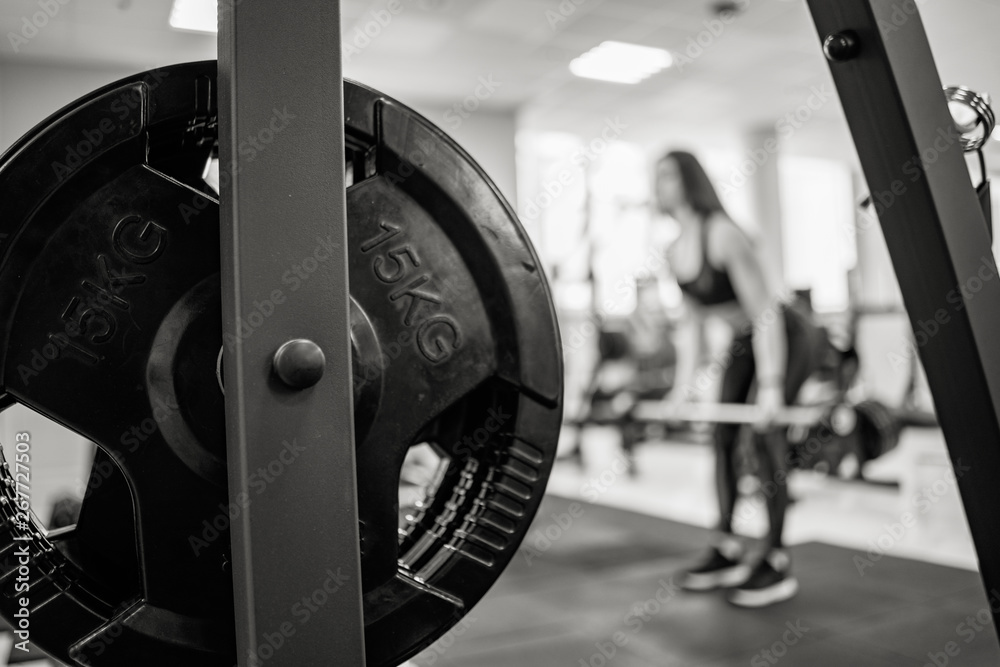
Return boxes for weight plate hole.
[398,442,449,541]
[0,403,93,535]
[203,156,220,195]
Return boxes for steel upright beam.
[218,1,366,665]
[807,0,1000,633]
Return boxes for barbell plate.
[0,62,563,667]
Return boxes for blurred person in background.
[655,150,823,607]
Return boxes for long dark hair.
[657,150,726,219]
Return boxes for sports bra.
[675,219,739,306]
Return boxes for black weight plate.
[0,61,562,666]
[855,399,900,461]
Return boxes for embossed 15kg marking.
[52,215,167,365]
[362,220,462,363]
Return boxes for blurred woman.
[656,150,822,607]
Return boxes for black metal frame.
[218,1,367,665]
[807,0,1000,634]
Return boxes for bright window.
[778,156,856,312]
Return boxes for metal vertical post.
[218,1,366,665]
[807,0,1000,634]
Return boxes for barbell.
[630,400,831,426]
[570,396,909,474]
[570,397,835,427]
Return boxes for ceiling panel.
[0,0,997,163]
[462,0,553,44]
[561,14,642,41]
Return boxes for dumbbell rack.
[213,2,1000,665]
[217,1,366,665]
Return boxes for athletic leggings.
[714,305,822,549]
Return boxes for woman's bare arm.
[711,217,786,395]
[667,295,706,400]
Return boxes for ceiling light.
[170,0,218,34]
[569,41,672,85]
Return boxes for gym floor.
[405,423,991,666]
[549,422,978,571]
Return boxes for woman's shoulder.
[705,213,753,264]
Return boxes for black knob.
[273,339,326,389]
[824,31,860,62]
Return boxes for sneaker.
[680,537,751,591]
[727,549,799,608]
